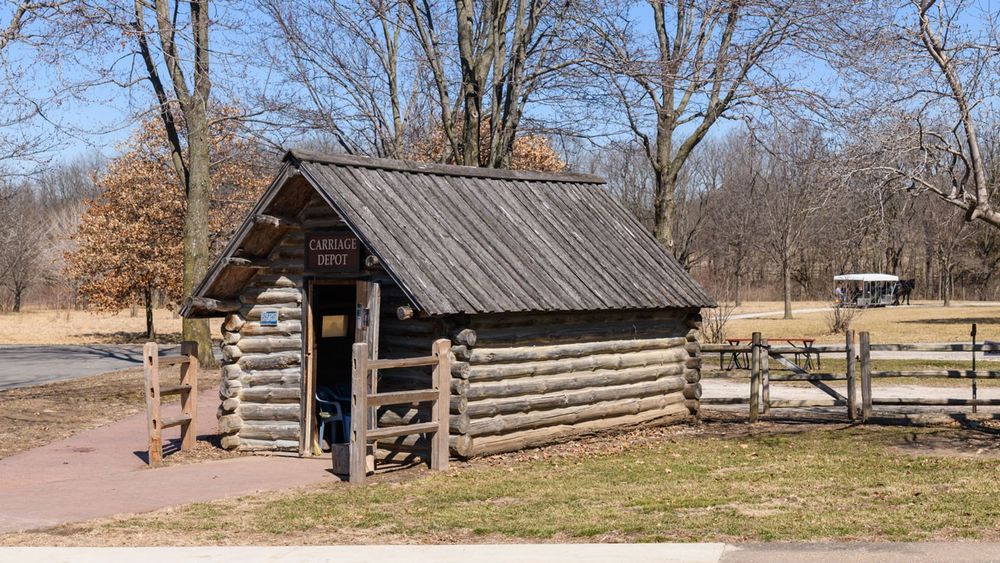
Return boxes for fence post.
[846,330,856,421]
[350,342,369,484]
[179,341,199,451]
[750,332,761,422]
[143,342,163,466]
[761,338,770,415]
[859,331,872,422]
[431,338,451,472]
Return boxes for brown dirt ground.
[0,367,225,462]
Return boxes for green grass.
[14,424,1000,545]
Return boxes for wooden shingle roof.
[291,151,714,314]
[187,151,715,317]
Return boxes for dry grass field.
[726,300,1000,344]
[0,308,223,345]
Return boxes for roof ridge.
[285,149,606,185]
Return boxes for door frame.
[302,278,380,456]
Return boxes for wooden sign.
[305,232,361,273]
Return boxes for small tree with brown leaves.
[67,115,269,339]
[409,117,566,172]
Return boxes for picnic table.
[720,337,820,371]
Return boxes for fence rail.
[350,338,451,485]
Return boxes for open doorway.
[310,282,357,450]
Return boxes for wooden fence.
[702,331,1000,422]
[702,331,859,421]
[350,338,451,484]
[859,335,1000,420]
[143,341,199,466]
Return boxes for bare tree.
[258,0,582,167]
[62,0,217,364]
[583,0,824,255]
[832,0,1000,230]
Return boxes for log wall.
[374,305,702,459]
[216,214,312,451]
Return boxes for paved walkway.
[0,389,332,533]
[2,543,1000,562]
[0,345,223,390]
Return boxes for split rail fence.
[702,331,999,422]
[143,341,200,466]
[350,338,451,484]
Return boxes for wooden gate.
[349,338,451,484]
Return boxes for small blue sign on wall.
[260,309,279,327]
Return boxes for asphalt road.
[0,345,220,391]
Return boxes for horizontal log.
[397,306,415,320]
[468,319,688,347]
[467,310,685,331]
[222,331,241,345]
[236,438,299,451]
[467,347,689,382]
[239,421,300,441]
[368,389,439,407]
[367,421,441,440]
[239,403,301,421]
[466,394,685,437]
[871,398,1000,406]
[240,303,302,320]
[453,328,477,347]
[685,357,702,369]
[240,320,303,336]
[767,346,846,354]
[464,375,686,418]
[685,399,699,414]
[767,373,848,381]
[767,399,846,408]
[240,386,301,403]
[183,296,240,317]
[222,397,240,412]
[378,407,468,434]
[241,368,302,387]
[219,378,242,399]
[237,335,302,354]
[871,370,1000,379]
[868,343,1000,353]
[467,402,689,457]
[220,434,241,450]
[254,213,299,228]
[683,383,702,400]
[469,337,688,364]
[240,287,302,306]
[369,355,438,370]
[238,352,301,371]
[700,344,753,353]
[701,397,750,405]
[466,364,684,401]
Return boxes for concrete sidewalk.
[2,543,1000,562]
[0,389,332,533]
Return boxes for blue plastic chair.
[316,387,348,447]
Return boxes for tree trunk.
[181,97,217,368]
[145,286,155,340]
[12,288,21,313]
[652,146,677,255]
[782,254,793,320]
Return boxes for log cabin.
[181,150,715,459]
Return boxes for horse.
[893,279,916,306]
